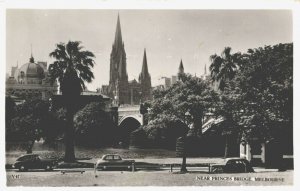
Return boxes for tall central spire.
[108,13,129,105]
[114,13,123,47]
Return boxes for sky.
[6,9,292,91]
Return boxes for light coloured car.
[94,154,135,171]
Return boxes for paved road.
[6,168,293,186]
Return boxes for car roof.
[102,154,121,158]
[215,158,248,165]
[16,154,39,161]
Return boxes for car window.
[113,155,121,160]
[105,155,114,160]
[16,156,26,161]
[19,155,32,161]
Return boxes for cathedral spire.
[178,59,184,81]
[114,13,123,48]
[141,48,149,77]
[179,59,184,73]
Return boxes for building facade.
[101,14,152,105]
[6,54,58,101]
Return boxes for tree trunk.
[224,135,229,158]
[64,108,76,162]
[180,136,188,173]
[26,140,35,154]
[194,114,203,137]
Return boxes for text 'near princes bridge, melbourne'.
[5,10,293,187]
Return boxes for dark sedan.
[13,154,58,172]
[210,158,254,173]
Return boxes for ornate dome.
[17,56,45,79]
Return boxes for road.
[6,168,293,186]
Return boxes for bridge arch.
[118,114,143,126]
[118,116,142,146]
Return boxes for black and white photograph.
[1,0,299,189]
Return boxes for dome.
[17,57,45,79]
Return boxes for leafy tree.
[73,102,117,147]
[143,118,188,149]
[147,74,218,172]
[149,74,218,136]
[10,99,50,153]
[211,43,292,157]
[49,41,95,162]
[235,43,293,142]
[209,47,242,157]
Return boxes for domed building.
[6,54,58,101]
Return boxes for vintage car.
[13,154,58,172]
[94,154,135,171]
[210,158,254,173]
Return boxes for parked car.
[210,158,254,173]
[13,154,58,172]
[95,154,135,171]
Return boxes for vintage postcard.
[1,0,298,190]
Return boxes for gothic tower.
[108,14,129,104]
[178,59,184,81]
[139,49,152,102]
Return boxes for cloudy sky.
[6,9,292,90]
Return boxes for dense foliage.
[8,99,63,153]
[74,102,118,147]
[212,43,293,142]
[148,74,219,137]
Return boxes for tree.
[49,41,96,162]
[150,74,218,136]
[209,47,243,157]
[209,47,240,91]
[147,74,218,172]
[143,118,188,149]
[73,102,117,147]
[212,43,292,159]
[10,99,50,153]
[235,43,293,143]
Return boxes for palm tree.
[209,47,239,158]
[209,47,239,91]
[49,41,95,162]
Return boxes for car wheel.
[45,165,53,171]
[19,165,27,172]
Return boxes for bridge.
[117,105,144,145]
[118,105,143,126]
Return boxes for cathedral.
[101,15,152,105]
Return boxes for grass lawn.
[6,147,178,165]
